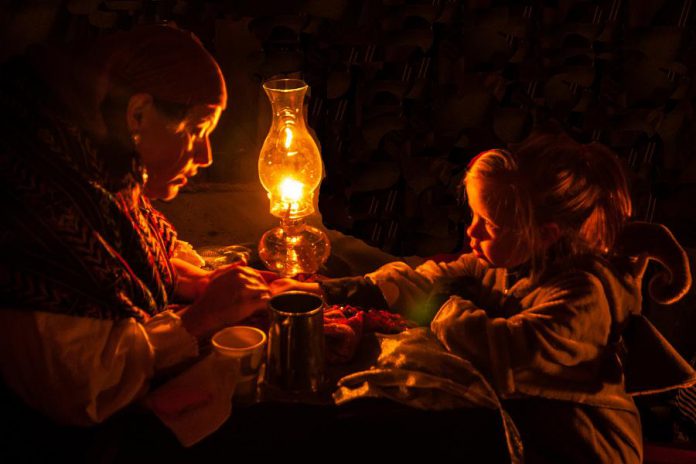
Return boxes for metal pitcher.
[266,291,325,393]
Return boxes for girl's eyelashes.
[470,212,499,236]
[474,212,498,230]
[485,219,500,234]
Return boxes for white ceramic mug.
[212,326,267,403]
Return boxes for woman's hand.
[172,258,252,303]
[179,265,270,338]
[269,278,322,296]
[171,258,212,302]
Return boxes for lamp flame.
[279,178,304,204]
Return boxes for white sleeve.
[0,309,198,426]
[364,253,487,322]
[172,239,206,267]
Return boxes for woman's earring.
[132,133,141,146]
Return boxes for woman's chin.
[144,183,180,201]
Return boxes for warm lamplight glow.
[279,178,304,204]
[284,127,293,150]
[258,78,330,276]
[258,83,322,220]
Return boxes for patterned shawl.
[0,57,177,322]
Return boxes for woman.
[0,25,269,425]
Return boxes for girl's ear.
[540,222,561,248]
[126,93,154,133]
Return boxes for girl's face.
[465,177,530,268]
[136,102,222,201]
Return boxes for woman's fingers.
[243,283,270,293]
[211,266,269,290]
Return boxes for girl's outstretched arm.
[363,254,489,324]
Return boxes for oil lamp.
[258,78,330,276]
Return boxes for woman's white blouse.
[0,309,198,425]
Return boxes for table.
[2,390,509,463]
[1,324,512,463]
[1,188,511,462]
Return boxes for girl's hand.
[269,278,322,296]
[179,265,270,338]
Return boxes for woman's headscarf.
[26,24,227,137]
[94,24,227,109]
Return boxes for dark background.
[3,0,695,255]
[2,1,696,450]
[2,0,695,356]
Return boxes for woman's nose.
[193,136,212,167]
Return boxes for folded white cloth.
[334,328,523,463]
[146,353,241,447]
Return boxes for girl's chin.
[473,250,506,268]
[472,249,489,263]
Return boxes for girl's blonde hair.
[465,132,632,279]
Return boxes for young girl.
[271,132,693,463]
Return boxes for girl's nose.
[466,216,484,240]
[466,222,476,240]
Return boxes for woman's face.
[465,177,530,268]
[134,100,222,201]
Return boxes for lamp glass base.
[258,219,330,277]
